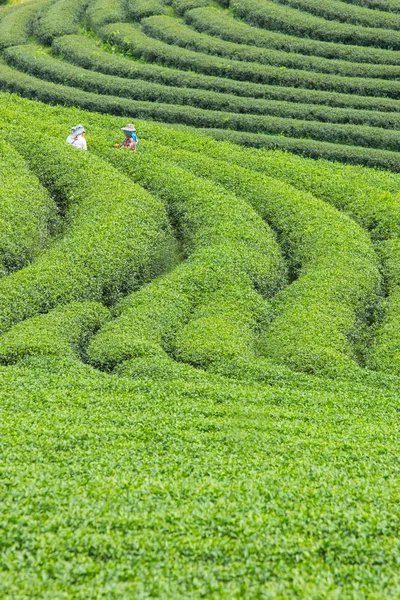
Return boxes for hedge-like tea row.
[0,131,172,335]
[142,15,400,80]
[367,240,400,375]
[231,0,400,49]
[186,7,400,65]
[125,0,165,20]
[0,0,49,49]
[2,62,399,170]
[32,0,87,45]
[164,0,209,15]
[0,301,110,365]
[54,35,400,114]
[342,0,400,12]
[140,141,381,374]
[0,140,57,277]
[88,145,286,370]
[5,61,400,153]
[273,0,400,30]
[86,0,124,29]
[148,124,400,237]
[9,45,400,131]
[100,23,400,99]
[199,128,400,172]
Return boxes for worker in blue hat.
[114,123,138,150]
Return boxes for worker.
[114,124,138,150]
[66,124,87,150]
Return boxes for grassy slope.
[0,91,399,598]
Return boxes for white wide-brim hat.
[71,124,85,136]
[122,123,136,132]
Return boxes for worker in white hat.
[66,124,87,150]
[114,123,137,150]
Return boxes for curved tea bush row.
[0,0,50,50]
[0,140,57,277]
[340,0,400,12]
[186,7,400,65]
[139,141,381,374]
[231,0,400,50]
[54,35,400,114]
[4,61,400,153]
[165,0,209,15]
[273,0,400,30]
[86,0,124,29]
[142,15,400,80]
[9,45,400,131]
[0,131,171,335]
[367,240,400,375]
[0,301,110,365]
[88,145,286,370]
[125,0,165,20]
[32,0,87,45]
[150,125,400,238]
[199,128,400,172]
[100,23,400,99]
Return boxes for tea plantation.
[2,0,400,597]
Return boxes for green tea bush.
[342,0,400,11]
[143,141,382,373]
[0,131,172,334]
[100,23,400,99]
[9,44,400,131]
[143,14,400,80]
[0,0,50,49]
[86,0,125,29]
[5,61,400,153]
[32,0,88,45]
[125,0,165,20]
[54,35,400,113]
[367,240,400,375]
[164,0,209,14]
[150,125,400,238]
[186,7,400,64]
[231,0,400,49]
[200,128,400,172]
[114,352,209,382]
[88,146,286,370]
[0,301,109,365]
[0,140,57,277]
[273,0,400,29]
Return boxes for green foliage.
[32,0,88,45]
[0,301,110,365]
[86,0,125,29]
[0,130,172,334]
[88,146,285,370]
[143,14,400,80]
[54,34,400,114]
[186,6,400,64]
[0,140,57,276]
[100,22,400,99]
[9,44,400,132]
[231,0,400,49]
[367,240,400,375]
[5,59,400,155]
[0,0,50,49]
[165,0,209,14]
[124,0,165,20]
[140,141,381,373]
[274,0,400,29]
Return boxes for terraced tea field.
[2,0,400,598]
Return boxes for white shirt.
[66,134,87,150]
